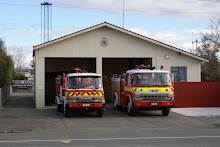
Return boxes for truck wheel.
[162,107,170,116]
[64,105,70,117]
[97,108,103,117]
[127,100,136,116]
[57,104,62,112]
[114,97,119,110]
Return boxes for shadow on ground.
[3,92,35,108]
[0,92,219,133]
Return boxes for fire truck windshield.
[134,73,172,86]
[68,76,102,89]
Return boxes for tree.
[13,73,25,80]
[8,46,26,73]
[0,39,14,87]
[198,19,220,81]
[30,60,34,68]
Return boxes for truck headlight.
[68,100,76,103]
[134,98,143,101]
[165,97,173,100]
[168,93,174,98]
[95,99,102,102]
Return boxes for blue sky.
[1,0,220,67]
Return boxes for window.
[68,76,102,89]
[134,73,171,86]
[171,67,187,82]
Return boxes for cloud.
[30,24,40,28]
[0,23,17,27]
[33,0,220,22]
[2,28,41,34]
[1,25,81,38]
[128,28,194,51]
[179,29,201,34]
[52,26,81,36]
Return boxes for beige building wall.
[35,50,45,108]
[34,26,202,108]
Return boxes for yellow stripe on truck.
[124,87,136,92]
[67,92,104,96]
[124,87,171,93]
[138,88,170,92]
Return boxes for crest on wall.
[100,38,108,47]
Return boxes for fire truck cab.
[111,65,174,116]
[55,69,105,117]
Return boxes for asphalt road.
[0,92,220,146]
[0,128,220,146]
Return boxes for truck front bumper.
[133,101,174,108]
[68,103,103,108]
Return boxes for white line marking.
[0,136,220,143]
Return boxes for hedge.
[0,39,14,88]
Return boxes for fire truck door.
[120,80,124,105]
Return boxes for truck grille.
[140,94,170,101]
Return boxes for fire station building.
[33,22,208,108]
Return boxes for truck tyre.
[127,100,136,116]
[64,105,70,117]
[162,107,170,116]
[57,104,62,112]
[114,96,120,110]
[97,108,103,117]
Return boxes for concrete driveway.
[0,92,219,133]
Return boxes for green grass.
[213,123,220,127]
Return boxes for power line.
[1,2,220,15]
[52,5,220,15]
[0,2,39,7]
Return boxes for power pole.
[123,0,124,28]
[192,39,199,55]
[41,2,52,43]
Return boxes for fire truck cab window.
[126,74,133,85]
[68,76,102,89]
[126,74,129,83]
[134,73,171,86]
[131,74,134,84]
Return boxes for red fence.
[174,82,220,108]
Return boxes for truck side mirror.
[63,73,66,85]
[103,76,108,89]
[171,73,174,86]
[105,76,108,84]
[60,77,63,85]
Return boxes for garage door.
[102,58,152,102]
[45,58,96,105]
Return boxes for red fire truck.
[55,68,105,117]
[111,65,174,116]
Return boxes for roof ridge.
[33,21,208,61]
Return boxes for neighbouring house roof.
[33,22,208,62]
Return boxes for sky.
[1,0,220,67]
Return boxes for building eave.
[33,22,208,62]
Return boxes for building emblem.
[100,38,108,47]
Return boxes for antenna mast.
[41,2,52,43]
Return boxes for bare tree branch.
[8,46,26,73]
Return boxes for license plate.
[151,103,158,105]
[83,104,90,106]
